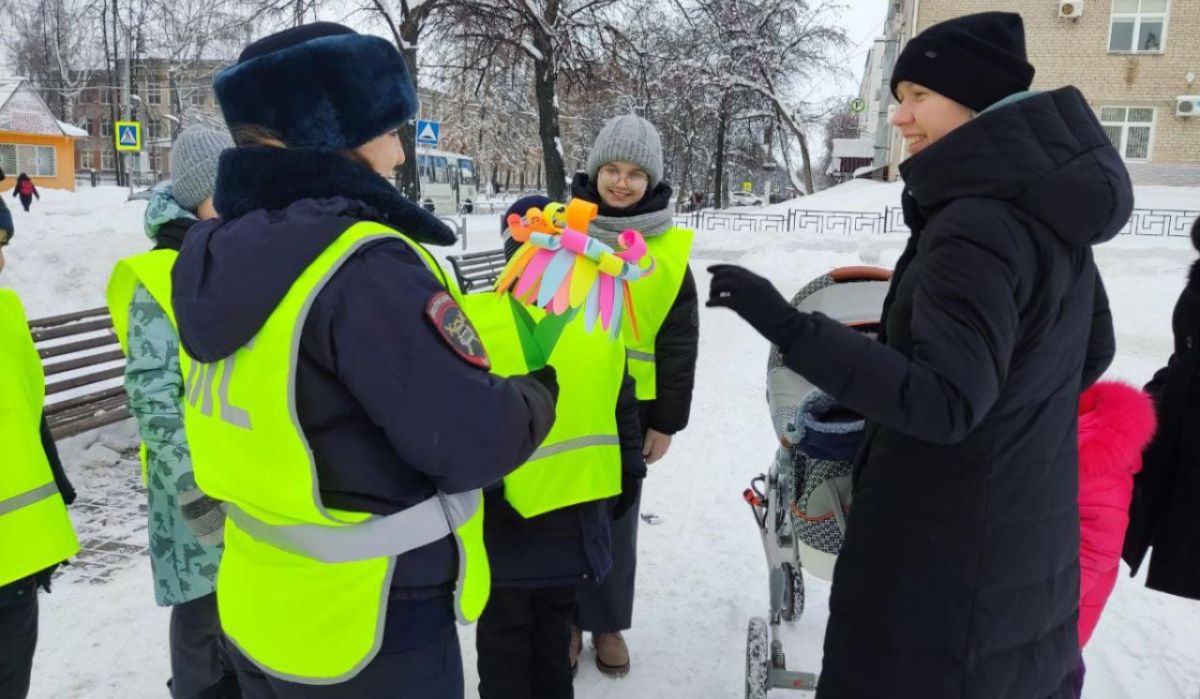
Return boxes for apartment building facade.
[869,0,1200,183]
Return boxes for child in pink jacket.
[1074,381,1157,694]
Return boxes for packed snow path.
[5,187,1198,698]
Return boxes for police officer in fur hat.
[169,22,559,698]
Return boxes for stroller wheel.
[745,617,771,699]
[780,563,805,622]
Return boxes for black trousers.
[577,489,640,633]
[0,578,38,699]
[17,196,31,212]
[169,593,240,698]
[476,585,577,699]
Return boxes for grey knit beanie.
[586,115,664,187]
[170,126,234,212]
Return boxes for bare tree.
[669,0,849,196]
[6,0,103,120]
[428,0,627,200]
[146,0,244,137]
[814,99,859,189]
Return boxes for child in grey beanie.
[586,115,664,188]
[170,126,234,213]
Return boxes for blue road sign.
[416,120,440,148]
[115,121,141,151]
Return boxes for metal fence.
[74,171,161,188]
[673,206,1199,238]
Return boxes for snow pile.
[6,186,1200,698]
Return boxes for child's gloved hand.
[706,265,805,350]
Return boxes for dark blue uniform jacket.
[171,147,556,598]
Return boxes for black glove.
[611,474,643,520]
[528,364,559,403]
[706,264,804,349]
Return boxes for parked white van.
[415,148,479,214]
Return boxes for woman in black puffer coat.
[1123,215,1200,602]
[709,13,1132,698]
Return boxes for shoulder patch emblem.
[426,291,491,370]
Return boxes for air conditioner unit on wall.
[1058,0,1084,18]
[1177,96,1200,117]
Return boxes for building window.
[1,144,57,177]
[1109,0,1168,53]
[80,150,94,169]
[0,144,16,175]
[101,117,112,137]
[101,150,115,171]
[147,89,162,105]
[1100,107,1155,161]
[100,88,111,104]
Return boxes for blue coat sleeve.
[310,240,555,494]
[781,202,1023,445]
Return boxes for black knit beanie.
[890,12,1035,113]
[501,195,552,260]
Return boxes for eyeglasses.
[599,166,649,187]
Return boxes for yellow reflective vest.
[623,227,694,401]
[461,292,624,518]
[0,289,80,588]
[106,249,184,484]
[180,223,490,684]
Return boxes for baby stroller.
[742,266,891,698]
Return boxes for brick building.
[71,59,228,182]
[867,0,1200,184]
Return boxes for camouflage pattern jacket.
[124,192,222,606]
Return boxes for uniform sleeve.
[1082,272,1115,390]
[616,370,646,479]
[646,265,699,434]
[40,414,74,505]
[314,241,555,494]
[123,284,193,497]
[780,204,1023,445]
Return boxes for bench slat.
[28,306,111,330]
[33,318,114,342]
[44,386,128,416]
[43,349,126,376]
[49,406,132,440]
[45,366,125,395]
[37,335,120,359]
[46,394,128,424]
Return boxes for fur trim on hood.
[1078,381,1157,478]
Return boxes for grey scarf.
[586,207,676,248]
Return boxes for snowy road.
[6,186,1199,698]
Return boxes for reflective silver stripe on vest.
[530,435,621,461]
[226,490,480,564]
[626,349,656,363]
[0,482,59,517]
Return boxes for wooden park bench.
[447,248,508,295]
[30,306,129,439]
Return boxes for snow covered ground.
[4,184,1200,698]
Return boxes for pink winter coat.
[1077,381,1157,647]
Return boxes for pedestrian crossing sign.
[416,120,440,148]
[115,121,141,152]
